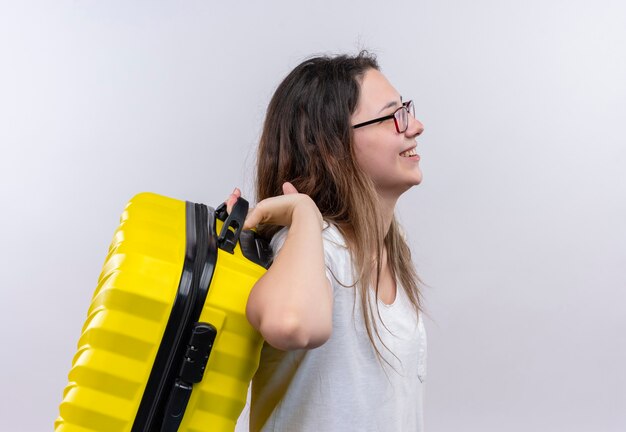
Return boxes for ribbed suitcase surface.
[56,192,269,432]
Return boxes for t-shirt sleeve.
[269,224,344,287]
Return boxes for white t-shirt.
[246,223,427,432]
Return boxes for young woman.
[227,52,427,432]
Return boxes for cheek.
[354,139,390,180]
[353,137,377,173]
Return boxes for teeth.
[400,148,417,157]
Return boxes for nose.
[405,114,424,138]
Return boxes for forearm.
[246,202,332,351]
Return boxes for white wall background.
[1,1,624,431]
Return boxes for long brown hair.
[255,51,423,362]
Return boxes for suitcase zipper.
[132,202,216,432]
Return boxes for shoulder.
[321,221,347,249]
[270,222,353,284]
[270,221,348,253]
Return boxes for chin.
[408,171,423,187]
[397,177,422,196]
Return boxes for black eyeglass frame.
[352,100,415,133]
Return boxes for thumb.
[282,182,299,195]
[243,206,261,231]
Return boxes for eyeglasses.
[352,100,415,133]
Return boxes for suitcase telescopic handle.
[216,197,249,253]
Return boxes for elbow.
[258,313,332,351]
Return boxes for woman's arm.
[226,183,333,351]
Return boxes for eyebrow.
[377,96,403,114]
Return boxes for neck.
[376,193,398,236]
[339,190,400,251]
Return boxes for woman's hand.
[225,182,323,230]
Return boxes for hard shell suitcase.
[56,192,272,432]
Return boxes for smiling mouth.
[400,148,418,157]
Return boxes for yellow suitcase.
[56,192,271,431]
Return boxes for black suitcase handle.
[215,197,249,253]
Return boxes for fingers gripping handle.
[216,197,249,253]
